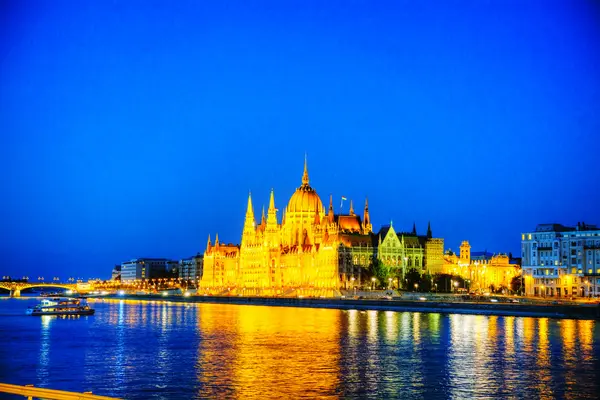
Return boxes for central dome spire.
[302,154,309,186]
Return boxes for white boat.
[26,298,95,316]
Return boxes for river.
[0,297,599,399]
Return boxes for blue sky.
[1,0,599,279]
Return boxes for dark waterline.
[1,297,599,399]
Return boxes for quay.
[104,293,600,320]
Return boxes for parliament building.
[200,159,444,296]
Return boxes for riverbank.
[101,294,600,320]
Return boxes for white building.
[120,258,178,282]
[179,254,203,285]
[521,223,600,298]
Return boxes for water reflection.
[195,304,341,399]
[2,299,598,399]
[36,315,52,386]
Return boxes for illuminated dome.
[286,159,324,215]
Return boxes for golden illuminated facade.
[443,241,520,291]
[200,159,374,296]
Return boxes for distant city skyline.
[1,1,599,278]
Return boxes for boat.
[26,298,95,316]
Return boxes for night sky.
[1,1,599,279]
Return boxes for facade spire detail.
[363,197,372,233]
[207,234,212,251]
[328,194,334,223]
[302,154,309,186]
[349,200,354,215]
[267,189,278,227]
[215,233,219,246]
[242,192,256,246]
[427,221,432,239]
[412,222,417,235]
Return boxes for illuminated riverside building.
[120,258,178,282]
[178,255,203,283]
[443,241,520,291]
[200,160,443,295]
[376,222,444,286]
[521,223,600,298]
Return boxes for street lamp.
[414,283,418,292]
[454,281,459,293]
[388,277,392,290]
[371,277,376,290]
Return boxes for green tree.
[510,274,524,295]
[419,272,433,292]
[405,268,421,291]
[369,258,389,289]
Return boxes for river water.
[0,297,599,399]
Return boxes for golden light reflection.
[504,316,515,357]
[383,311,398,343]
[412,312,421,346]
[195,303,341,399]
[577,320,594,359]
[535,318,553,398]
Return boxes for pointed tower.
[266,189,278,227]
[349,200,355,216]
[302,153,309,186]
[206,234,212,252]
[412,222,417,236]
[427,221,432,239]
[261,206,266,226]
[362,197,372,233]
[328,194,334,223]
[265,189,280,248]
[215,233,220,247]
[242,192,256,246]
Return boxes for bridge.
[0,281,79,297]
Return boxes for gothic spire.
[207,234,212,250]
[363,197,371,233]
[302,154,309,186]
[349,200,354,215]
[267,189,278,227]
[242,192,256,246]
[412,222,417,235]
[245,192,255,221]
[427,221,432,239]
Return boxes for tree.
[369,258,389,289]
[419,272,433,292]
[405,268,421,291]
[433,274,464,293]
[510,274,524,295]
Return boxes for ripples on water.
[0,298,599,399]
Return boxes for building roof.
[335,214,363,233]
